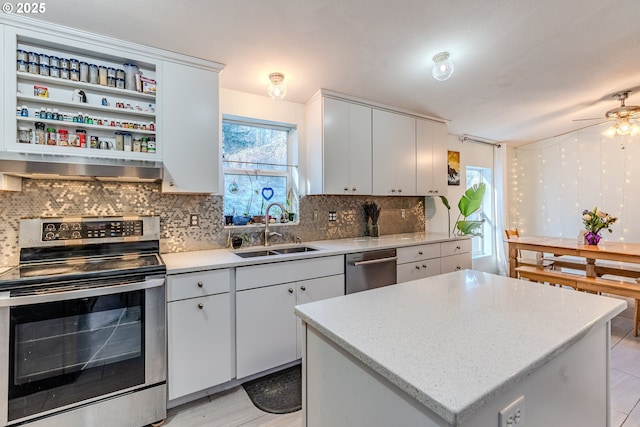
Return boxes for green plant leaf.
[455,220,485,236]
[438,195,451,210]
[457,183,486,217]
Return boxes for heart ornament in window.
[261,187,274,201]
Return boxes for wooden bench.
[543,256,640,279]
[515,265,640,337]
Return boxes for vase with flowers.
[581,207,617,245]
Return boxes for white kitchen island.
[294,270,627,427]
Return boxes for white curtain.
[493,145,508,275]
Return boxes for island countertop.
[294,270,627,425]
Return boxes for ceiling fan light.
[432,51,454,81]
[630,123,640,137]
[268,72,287,100]
[617,119,632,135]
[602,125,618,138]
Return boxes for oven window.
[8,290,145,422]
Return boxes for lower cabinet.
[167,269,232,401]
[397,239,472,283]
[440,239,472,273]
[236,256,344,379]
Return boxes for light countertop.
[162,232,463,274]
[294,270,627,425]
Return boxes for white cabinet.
[236,256,344,378]
[372,109,416,196]
[396,243,441,283]
[306,95,372,195]
[161,61,219,193]
[416,118,448,196]
[440,239,472,273]
[167,269,232,401]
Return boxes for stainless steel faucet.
[264,202,285,246]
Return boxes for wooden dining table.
[507,236,640,279]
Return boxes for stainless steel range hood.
[0,152,163,182]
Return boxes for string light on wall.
[267,72,287,100]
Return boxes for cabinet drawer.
[167,269,231,301]
[236,255,344,291]
[397,258,441,283]
[440,253,472,273]
[397,243,440,264]
[441,239,472,257]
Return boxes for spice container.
[16,49,28,61]
[70,69,80,81]
[60,67,70,80]
[34,122,46,145]
[49,56,60,68]
[88,64,98,84]
[50,66,60,78]
[123,132,132,151]
[16,60,27,72]
[116,78,125,89]
[76,129,87,148]
[79,62,89,82]
[38,54,49,66]
[133,138,141,152]
[116,68,125,80]
[18,127,32,144]
[140,137,148,152]
[46,128,57,145]
[147,136,156,153]
[57,129,69,146]
[90,135,98,149]
[38,63,50,76]
[107,76,116,87]
[123,63,139,91]
[115,132,124,150]
[99,66,108,86]
[59,58,69,69]
[27,62,39,74]
[28,52,39,63]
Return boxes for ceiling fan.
[575,91,640,137]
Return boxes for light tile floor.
[164,296,639,427]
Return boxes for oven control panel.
[41,220,144,241]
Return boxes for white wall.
[513,125,639,243]
[427,134,498,273]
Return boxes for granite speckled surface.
[162,232,461,273]
[294,270,627,425]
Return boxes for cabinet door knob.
[169,181,175,187]
[456,266,462,270]
[398,188,402,193]
[288,288,294,294]
[422,264,427,268]
[391,189,396,193]
[300,285,306,291]
[428,190,433,194]
[344,187,349,191]
[433,190,439,194]
[198,303,204,309]
[418,251,423,255]
[456,246,461,250]
[197,281,204,288]
[352,187,357,191]
[415,265,421,270]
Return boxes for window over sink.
[222,116,298,225]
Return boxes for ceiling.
[29,0,640,144]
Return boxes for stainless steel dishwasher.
[345,249,397,294]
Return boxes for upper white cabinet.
[306,94,372,195]
[161,61,219,193]
[416,118,448,196]
[372,109,416,196]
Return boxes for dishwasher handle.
[352,256,398,266]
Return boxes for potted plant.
[453,183,486,236]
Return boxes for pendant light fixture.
[432,52,454,81]
[268,72,287,100]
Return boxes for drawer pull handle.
[344,187,349,191]
[415,265,421,270]
[300,286,306,291]
[398,188,402,193]
[456,266,462,270]
[198,303,204,309]
[422,264,427,268]
[197,281,204,288]
[288,288,294,294]
[456,246,461,250]
[418,251,423,255]
[352,187,357,191]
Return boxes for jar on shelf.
[38,54,50,66]
[50,66,60,78]
[140,137,148,152]
[57,129,69,146]
[98,66,108,86]
[17,127,32,144]
[27,51,39,63]
[16,60,27,72]
[38,63,50,76]
[123,63,139,91]
[27,61,39,74]
[123,132,132,151]
[116,68,125,80]
[60,67,70,80]
[70,69,80,81]
[49,56,60,68]
[69,58,80,71]
[88,64,98,84]
[76,129,87,148]
[79,62,89,82]
[147,136,156,153]
[16,49,28,61]
[34,122,45,145]
[46,128,57,145]
[115,132,124,150]
[133,138,141,152]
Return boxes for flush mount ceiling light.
[431,51,454,81]
[268,72,287,100]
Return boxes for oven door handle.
[0,277,165,307]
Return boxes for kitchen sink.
[272,246,318,254]
[235,250,279,258]
[233,246,318,258]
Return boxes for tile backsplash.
[0,180,425,267]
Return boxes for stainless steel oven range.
[0,216,166,427]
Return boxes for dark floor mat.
[241,365,302,414]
